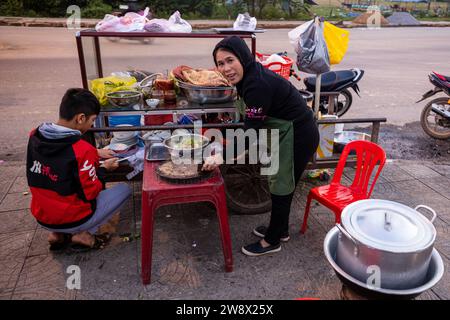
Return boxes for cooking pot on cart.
[333,199,438,290]
[164,133,210,160]
[177,81,236,104]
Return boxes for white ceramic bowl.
[113,124,137,140]
[107,143,130,153]
[145,98,160,109]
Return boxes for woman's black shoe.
[252,226,290,242]
[241,241,281,257]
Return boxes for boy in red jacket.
[27,88,131,250]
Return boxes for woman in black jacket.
[205,36,319,256]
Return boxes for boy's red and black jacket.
[26,128,107,229]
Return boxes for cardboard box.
[317,115,338,159]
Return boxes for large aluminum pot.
[324,226,444,299]
[336,199,437,290]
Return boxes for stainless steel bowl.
[106,90,141,108]
[334,131,371,154]
[177,81,236,104]
[164,133,210,160]
[324,226,444,299]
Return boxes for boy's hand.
[202,154,223,171]
[98,148,115,159]
[101,157,119,171]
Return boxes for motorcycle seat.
[433,72,450,84]
[304,70,357,92]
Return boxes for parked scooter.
[417,71,450,140]
[302,68,364,117]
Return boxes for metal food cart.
[76,29,386,214]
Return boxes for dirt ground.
[354,121,450,162]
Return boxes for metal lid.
[341,199,436,253]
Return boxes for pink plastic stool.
[141,161,233,284]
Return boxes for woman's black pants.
[264,118,320,246]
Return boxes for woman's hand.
[98,148,115,159]
[101,157,119,171]
[202,154,224,171]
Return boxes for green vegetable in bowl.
[173,136,203,149]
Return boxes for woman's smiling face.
[215,49,244,85]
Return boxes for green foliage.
[0,0,24,16]
[262,4,285,19]
[212,0,246,19]
[82,0,112,18]
[15,0,87,17]
[3,0,318,20]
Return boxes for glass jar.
[164,89,177,104]
[151,88,164,100]
[155,78,174,91]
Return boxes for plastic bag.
[233,12,257,31]
[292,19,330,74]
[144,18,171,33]
[288,19,314,53]
[95,7,149,32]
[323,22,349,65]
[89,76,137,106]
[167,11,192,33]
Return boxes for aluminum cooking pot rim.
[340,199,437,253]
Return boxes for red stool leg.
[213,185,233,272]
[141,191,156,285]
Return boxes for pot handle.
[414,205,437,224]
[336,224,359,256]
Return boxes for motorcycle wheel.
[420,97,450,140]
[221,164,271,215]
[139,38,154,45]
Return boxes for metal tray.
[146,142,170,161]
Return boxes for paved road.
[1,26,449,160]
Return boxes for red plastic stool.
[141,161,233,284]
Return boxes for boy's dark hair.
[59,88,100,121]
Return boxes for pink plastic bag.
[95,7,150,32]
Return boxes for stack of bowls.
[110,124,139,153]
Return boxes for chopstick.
[99,156,132,165]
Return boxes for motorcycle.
[302,68,364,117]
[417,71,450,140]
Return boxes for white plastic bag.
[287,20,314,53]
[144,18,171,33]
[167,11,192,33]
[95,7,149,32]
[233,12,257,31]
[291,19,330,74]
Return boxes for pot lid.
[341,199,436,253]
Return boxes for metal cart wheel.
[221,164,272,215]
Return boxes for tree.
[0,0,24,16]
[22,0,87,17]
